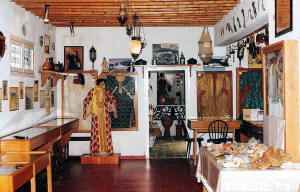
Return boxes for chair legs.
[197,140,202,149]
[186,141,191,159]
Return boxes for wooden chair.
[181,120,203,159]
[207,120,231,144]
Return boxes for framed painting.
[0,88,2,112]
[275,0,292,37]
[44,35,50,54]
[19,82,24,99]
[33,80,39,102]
[64,46,84,70]
[2,80,8,100]
[108,58,131,72]
[152,43,179,65]
[9,87,19,111]
[39,90,45,108]
[103,73,138,131]
[25,87,33,110]
[50,90,55,107]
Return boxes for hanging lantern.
[43,4,50,24]
[198,27,213,63]
[89,46,96,70]
[118,4,127,26]
[130,37,142,61]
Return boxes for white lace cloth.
[196,147,300,192]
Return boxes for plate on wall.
[22,24,27,36]
[52,42,55,51]
[40,36,43,47]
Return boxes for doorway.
[148,70,186,158]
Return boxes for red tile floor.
[53,158,203,192]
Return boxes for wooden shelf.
[39,70,98,87]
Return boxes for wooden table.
[0,151,52,192]
[197,147,300,192]
[0,164,33,192]
[187,117,240,165]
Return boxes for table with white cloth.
[196,147,300,192]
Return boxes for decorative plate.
[39,36,43,47]
[52,42,55,51]
[22,24,27,36]
[0,31,5,58]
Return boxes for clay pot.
[42,58,52,70]
[176,120,182,137]
[161,116,173,137]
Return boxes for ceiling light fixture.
[126,13,147,61]
[118,4,127,26]
[43,4,50,24]
[70,22,75,36]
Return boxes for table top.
[0,165,26,175]
[0,152,46,164]
[188,117,238,122]
[0,127,57,140]
[197,147,300,192]
[34,118,77,128]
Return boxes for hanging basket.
[198,27,213,63]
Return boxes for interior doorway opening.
[148,70,186,158]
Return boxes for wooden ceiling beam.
[53,22,216,27]
[12,0,239,4]
[29,10,230,14]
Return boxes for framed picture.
[2,80,8,100]
[64,46,84,70]
[152,43,179,65]
[9,87,19,111]
[108,58,132,72]
[275,0,292,37]
[0,88,2,112]
[39,90,45,108]
[33,80,39,102]
[25,87,33,110]
[44,35,50,54]
[103,73,138,131]
[19,82,24,99]
[50,91,55,107]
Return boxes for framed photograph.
[275,0,292,37]
[64,46,84,70]
[0,88,2,112]
[19,82,24,99]
[33,80,39,102]
[50,90,55,107]
[108,58,132,72]
[9,87,19,111]
[39,90,45,108]
[44,35,50,54]
[152,43,179,65]
[103,73,138,131]
[2,80,8,100]
[25,87,34,110]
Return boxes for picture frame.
[19,82,24,99]
[152,43,179,65]
[44,35,50,54]
[0,88,2,112]
[33,80,39,102]
[25,87,34,110]
[2,80,8,100]
[39,90,45,108]
[9,87,19,111]
[275,0,293,37]
[64,46,84,70]
[103,73,138,131]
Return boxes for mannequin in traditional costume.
[83,77,117,155]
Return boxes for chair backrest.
[208,120,229,141]
[181,120,190,140]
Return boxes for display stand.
[262,40,299,162]
[81,154,120,165]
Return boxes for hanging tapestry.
[197,72,232,117]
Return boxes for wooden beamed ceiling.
[12,0,240,27]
